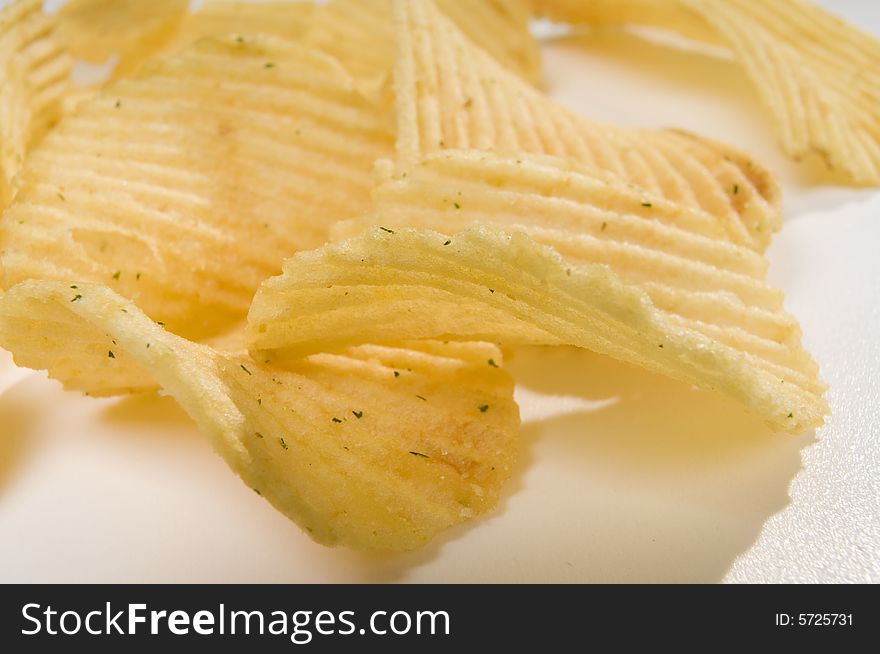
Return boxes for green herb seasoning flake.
[71,294,82,302]
[453,202,461,209]
[488,358,498,368]
[240,364,252,375]
[479,404,490,413]
[409,451,429,459]
[70,285,78,289]
[733,184,740,195]
[112,271,121,280]
[136,272,142,281]
[601,222,607,231]
[393,371,400,377]
[352,410,363,419]
[379,226,395,234]
[255,432,264,439]
[332,417,343,423]
[641,201,652,208]
[57,193,65,202]
[415,395,427,401]
[787,412,794,419]
[108,351,115,359]
[443,240,451,246]
[279,437,288,450]
[264,62,276,69]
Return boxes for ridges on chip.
[1,34,394,341]
[0,279,520,550]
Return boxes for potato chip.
[56,0,188,78]
[1,0,72,206]
[530,0,717,45]
[336,149,814,379]
[392,0,781,251]
[534,0,880,185]
[304,0,540,87]
[0,34,394,340]
[434,0,540,84]
[0,280,519,550]
[341,149,770,293]
[248,225,827,433]
[168,0,316,52]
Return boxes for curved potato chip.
[0,34,393,339]
[392,0,781,251]
[0,280,519,550]
[56,0,188,78]
[1,0,72,206]
[168,1,316,52]
[531,0,717,45]
[247,226,827,433]
[337,150,819,406]
[304,0,540,86]
[534,0,880,185]
[435,0,540,84]
[336,151,802,368]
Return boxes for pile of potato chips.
[0,0,873,550]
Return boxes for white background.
[0,0,877,583]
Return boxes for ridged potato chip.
[435,0,540,83]
[0,280,519,550]
[1,0,72,206]
[304,0,540,86]
[530,0,716,45]
[169,0,316,51]
[336,150,817,392]
[534,0,880,185]
[0,34,393,339]
[392,0,781,251]
[248,224,827,433]
[56,0,189,78]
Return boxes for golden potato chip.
[304,0,540,86]
[0,34,394,340]
[534,0,880,185]
[248,225,827,433]
[168,0,316,52]
[392,0,781,251]
[302,0,399,85]
[435,0,541,83]
[56,0,188,78]
[530,0,717,45]
[336,149,813,379]
[1,0,72,206]
[0,280,519,550]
